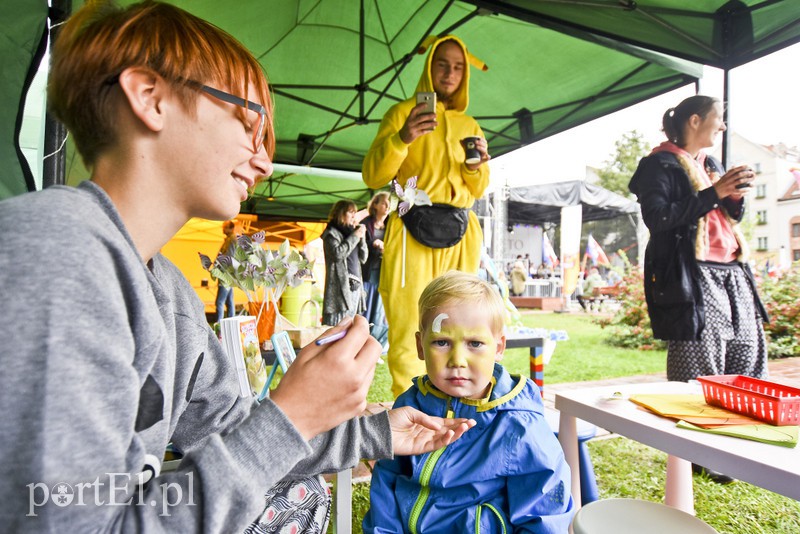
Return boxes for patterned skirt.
[667,262,767,382]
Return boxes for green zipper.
[474,503,507,534]
[408,400,454,533]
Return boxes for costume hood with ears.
[415,35,487,114]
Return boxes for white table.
[555,382,800,514]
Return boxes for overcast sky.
[490,42,800,189]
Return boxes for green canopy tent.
[0,1,48,200]
[196,0,704,219]
[2,0,702,219]
[467,0,800,70]
[4,1,798,219]
[461,0,800,163]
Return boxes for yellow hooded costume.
[362,35,490,397]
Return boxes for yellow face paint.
[418,305,504,399]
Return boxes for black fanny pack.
[401,204,469,249]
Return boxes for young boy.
[0,2,473,530]
[363,271,574,533]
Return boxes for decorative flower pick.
[199,234,313,307]
[392,176,432,216]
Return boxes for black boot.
[692,463,735,484]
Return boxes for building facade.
[721,133,800,270]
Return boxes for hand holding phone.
[400,92,438,143]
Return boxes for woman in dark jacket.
[629,95,768,385]
[321,200,368,326]
[361,192,390,333]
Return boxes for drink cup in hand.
[733,163,755,190]
[462,137,481,165]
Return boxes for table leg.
[332,469,352,533]
[529,342,544,397]
[664,455,694,514]
[558,412,582,510]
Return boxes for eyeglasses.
[198,84,267,153]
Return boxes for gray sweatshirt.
[0,181,391,532]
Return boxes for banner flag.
[542,232,559,267]
[560,205,582,297]
[585,234,610,266]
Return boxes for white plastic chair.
[572,498,718,534]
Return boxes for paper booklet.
[630,394,798,447]
[629,394,763,427]
[220,316,267,397]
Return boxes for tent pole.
[721,68,731,169]
[42,0,71,189]
[493,186,507,267]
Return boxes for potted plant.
[199,232,313,343]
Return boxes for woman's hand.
[373,239,384,251]
[713,165,754,200]
[270,316,380,440]
[354,224,367,239]
[387,406,476,456]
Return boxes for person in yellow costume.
[362,35,491,397]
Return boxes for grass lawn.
[590,437,800,533]
[368,310,666,403]
[340,310,800,534]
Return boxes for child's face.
[416,304,505,399]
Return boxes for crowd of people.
[0,0,773,530]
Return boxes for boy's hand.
[388,406,476,456]
[270,315,380,440]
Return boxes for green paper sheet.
[677,420,799,448]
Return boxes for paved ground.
[542,356,800,411]
[541,356,800,444]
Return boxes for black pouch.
[401,204,469,248]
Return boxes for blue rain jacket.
[363,364,574,533]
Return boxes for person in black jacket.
[629,95,768,383]
[630,96,770,484]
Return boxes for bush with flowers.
[597,253,799,359]
[757,263,800,358]
[594,252,665,351]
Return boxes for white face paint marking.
[431,313,449,333]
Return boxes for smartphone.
[416,92,436,114]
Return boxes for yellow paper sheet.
[629,394,761,426]
[677,420,799,448]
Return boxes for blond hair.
[418,271,505,334]
[367,191,390,218]
[48,0,274,166]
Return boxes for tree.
[596,130,651,198]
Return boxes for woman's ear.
[687,113,702,131]
[117,67,167,133]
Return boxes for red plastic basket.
[696,375,800,426]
